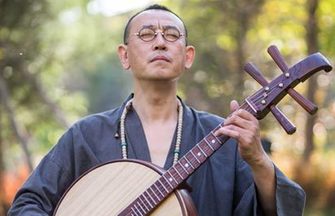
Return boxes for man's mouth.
[150,55,171,62]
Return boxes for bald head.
[123,4,188,45]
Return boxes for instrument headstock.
[243,45,332,134]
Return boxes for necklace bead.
[119,98,183,165]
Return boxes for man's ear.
[185,45,195,69]
[117,44,130,70]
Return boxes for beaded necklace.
[119,98,183,165]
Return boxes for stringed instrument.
[54,45,332,216]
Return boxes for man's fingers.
[230,100,239,112]
[214,125,240,139]
[224,110,257,129]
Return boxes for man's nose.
[153,32,167,50]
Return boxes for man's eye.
[166,33,178,39]
[139,29,155,39]
[164,29,180,40]
[141,32,154,37]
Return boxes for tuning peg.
[270,106,296,134]
[244,63,296,134]
[267,45,318,114]
[244,63,269,86]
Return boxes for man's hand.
[214,100,277,215]
[214,100,267,167]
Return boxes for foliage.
[270,149,335,215]
[165,0,267,116]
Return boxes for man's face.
[118,10,195,82]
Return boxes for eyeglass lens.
[138,27,181,42]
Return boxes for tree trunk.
[21,68,70,128]
[304,0,319,161]
[0,105,5,216]
[235,19,247,100]
[233,0,265,99]
[0,75,34,171]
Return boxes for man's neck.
[132,94,179,124]
[132,82,179,124]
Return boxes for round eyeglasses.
[134,27,184,42]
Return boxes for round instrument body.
[54,159,197,216]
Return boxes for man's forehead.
[130,10,184,30]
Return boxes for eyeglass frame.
[128,26,185,44]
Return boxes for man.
[8,4,305,216]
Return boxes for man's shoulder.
[71,107,121,131]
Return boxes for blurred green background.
[1,0,335,215]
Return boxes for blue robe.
[8,96,305,215]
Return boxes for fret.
[167,169,180,185]
[210,132,222,145]
[160,176,172,191]
[204,137,215,151]
[177,160,190,175]
[179,156,194,174]
[139,196,150,212]
[138,199,147,215]
[193,145,207,161]
[171,165,184,180]
[143,191,154,209]
[245,98,258,114]
[157,179,169,194]
[167,170,179,185]
[134,201,144,215]
[148,187,159,204]
[131,207,139,216]
[153,182,164,198]
[206,133,221,149]
[162,173,174,189]
[183,156,195,169]
[190,150,201,164]
[211,124,223,136]
[174,163,184,176]
[199,140,213,155]
[198,144,208,157]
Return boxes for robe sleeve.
[233,156,305,216]
[7,129,75,216]
[275,165,306,216]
